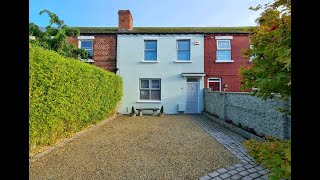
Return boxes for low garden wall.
[204,89,291,139]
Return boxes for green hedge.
[29,44,122,152]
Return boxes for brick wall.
[93,35,117,72]
[66,36,78,46]
[204,34,250,92]
[118,10,133,31]
[204,75,242,92]
[66,35,117,73]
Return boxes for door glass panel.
[209,82,220,91]
[187,78,198,82]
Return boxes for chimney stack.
[118,10,133,31]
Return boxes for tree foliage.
[244,137,291,180]
[29,9,89,60]
[240,0,291,101]
[29,22,43,37]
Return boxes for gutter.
[80,32,251,35]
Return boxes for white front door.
[186,78,199,114]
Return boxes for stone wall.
[204,89,291,139]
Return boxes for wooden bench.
[136,108,160,116]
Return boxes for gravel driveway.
[29,115,239,179]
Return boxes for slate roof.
[74,26,255,34]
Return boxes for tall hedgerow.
[29,44,122,154]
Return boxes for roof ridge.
[70,26,256,34]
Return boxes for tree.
[29,22,43,38]
[239,0,291,102]
[29,9,89,60]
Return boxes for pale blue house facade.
[117,34,205,114]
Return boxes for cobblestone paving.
[191,115,270,180]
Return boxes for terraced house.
[68,10,252,114]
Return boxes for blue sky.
[29,0,272,27]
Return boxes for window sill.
[136,100,162,103]
[81,59,94,62]
[215,60,234,63]
[141,60,159,63]
[174,60,192,63]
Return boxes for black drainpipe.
[114,34,118,74]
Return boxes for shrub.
[160,106,164,113]
[29,44,122,154]
[131,106,135,114]
[244,137,291,180]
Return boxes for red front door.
[209,82,220,91]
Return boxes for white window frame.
[138,79,161,102]
[143,40,158,63]
[78,36,94,63]
[78,36,95,40]
[215,36,233,40]
[176,39,191,62]
[216,40,233,63]
[208,78,222,92]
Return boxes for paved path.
[191,115,269,180]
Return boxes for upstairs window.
[144,40,157,61]
[216,40,231,62]
[177,40,190,60]
[80,40,93,59]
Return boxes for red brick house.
[67,34,117,72]
[66,10,134,73]
[204,34,251,92]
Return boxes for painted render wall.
[117,34,204,114]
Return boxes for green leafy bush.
[29,44,122,154]
[244,137,291,180]
[29,9,89,60]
